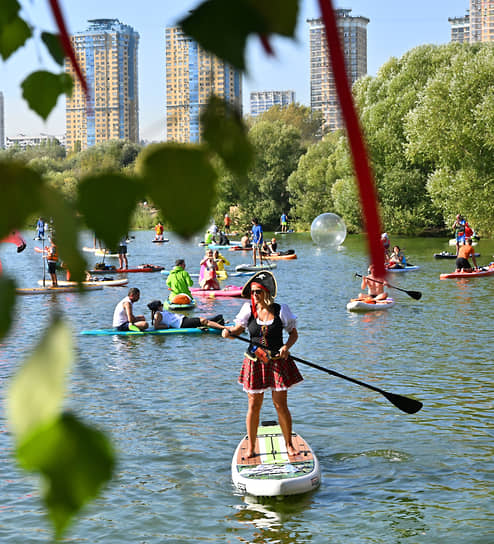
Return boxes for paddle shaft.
[355,273,422,300]
[222,330,422,414]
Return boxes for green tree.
[249,102,324,146]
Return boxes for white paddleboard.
[346,297,395,312]
[232,421,321,497]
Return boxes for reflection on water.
[233,493,315,542]
[1,232,493,543]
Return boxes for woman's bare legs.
[246,392,264,457]
[272,390,298,456]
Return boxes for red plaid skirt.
[238,355,303,393]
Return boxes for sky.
[1,0,469,142]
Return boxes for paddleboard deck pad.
[232,421,320,497]
[80,326,221,336]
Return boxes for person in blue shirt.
[280,212,288,233]
[251,218,263,266]
[35,217,45,240]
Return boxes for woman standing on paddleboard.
[222,271,302,458]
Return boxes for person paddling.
[358,264,388,301]
[221,271,302,458]
[455,238,478,272]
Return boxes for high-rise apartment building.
[165,26,242,143]
[448,15,470,43]
[250,90,295,117]
[0,92,4,149]
[308,10,369,132]
[450,1,494,43]
[65,19,139,151]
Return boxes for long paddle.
[223,332,423,414]
[355,272,422,300]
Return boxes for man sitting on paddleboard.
[113,287,148,332]
[147,300,224,330]
[358,264,388,301]
[455,238,478,272]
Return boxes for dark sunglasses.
[251,290,263,295]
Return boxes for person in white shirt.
[113,287,148,331]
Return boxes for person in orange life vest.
[222,270,302,458]
[45,239,59,287]
[224,213,231,233]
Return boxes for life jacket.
[47,246,58,262]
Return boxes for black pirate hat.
[241,270,278,298]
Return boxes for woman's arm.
[221,323,245,338]
[279,328,298,359]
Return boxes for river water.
[0,231,492,543]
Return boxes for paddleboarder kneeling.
[113,287,148,332]
[221,271,302,458]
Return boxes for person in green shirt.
[166,259,194,303]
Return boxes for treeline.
[4,42,494,236]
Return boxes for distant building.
[65,19,139,151]
[165,26,242,143]
[250,90,295,117]
[308,10,369,132]
[0,91,4,149]
[448,15,470,43]
[5,133,62,149]
[450,1,494,43]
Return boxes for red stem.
[317,0,385,277]
[47,0,88,96]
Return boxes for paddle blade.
[408,290,422,300]
[383,391,423,414]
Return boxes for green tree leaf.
[21,71,73,120]
[7,317,73,440]
[180,0,265,71]
[180,0,299,71]
[0,0,21,28]
[0,161,44,239]
[17,413,115,538]
[0,8,31,61]
[249,0,299,37]
[40,186,87,282]
[0,276,16,340]
[138,144,217,237]
[201,95,254,176]
[41,31,65,66]
[77,173,144,250]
